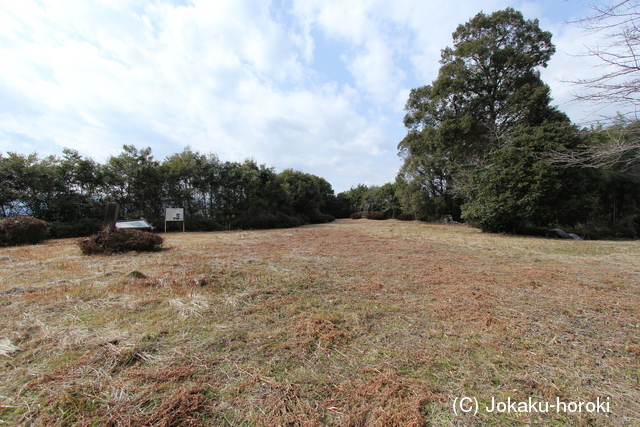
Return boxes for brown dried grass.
[1,219,639,425]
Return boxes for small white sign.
[116,220,152,229]
[165,208,184,222]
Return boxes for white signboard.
[165,208,184,222]
[116,220,152,229]
[164,207,185,232]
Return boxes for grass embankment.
[1,219,639,426]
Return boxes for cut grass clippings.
[0,219,639,426]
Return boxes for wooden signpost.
[165,208,185,232]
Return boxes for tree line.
[0,145,338,237]
[338,6,639,239]
[3,5,639,239]
[390,6,640,238]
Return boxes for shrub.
[240,212,302,230]
[397,213,416,221]
[366,212,386,220]
[78,229,164,255]
[382,210,396,219]
[306,213,335,224]
[186,217,222,232]
[515,224,549,237]
[350,212,362,219]
[612,214,640,239]
[0,216,50,246]
[49,218,103,239]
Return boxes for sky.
[0,0,618,193]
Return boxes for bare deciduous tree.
[552,1,640,177]
[571,0,640,111]
[548,123,640,180]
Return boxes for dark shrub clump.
[305,213,335,224]
[396,213,416,221]
[0,216,50,246]
[515,224,549,237]
[78,229,164,255]
[241,213,303,230]
[350,212,362,219]
[49,218,103,239]
[366,212,386,220]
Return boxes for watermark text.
[453,396,610,416]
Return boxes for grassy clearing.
[1,219,639,426]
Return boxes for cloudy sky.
[0,0,614,192]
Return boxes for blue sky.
[0,0,614,193]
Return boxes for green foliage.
[278,169,333,216]
[366,212,386,220]
[0,145,338,234]
[395,7,607,234]
[324,192,351,218]
[78,229,164,255]
[103,145,164,221]
[0,150,104,223]
[461,121,592,233]
[585,165,640,239]
[304,212,335,224]
[183,217,222,232]
[219,160,296,229]
[395,165,458,222]
[397,8,559,224]
[0,216,50,246]
[368,183,398,216]
[338,183,399,218]
[396,213,416,221]
[338,184,369,213]
[242,212,302,230]
[582,122,640,238]
[162,147,222,229]
[543,119,640,238]
[48,218,103,239]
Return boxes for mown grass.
[1,219,639,426]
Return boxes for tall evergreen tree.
[398,8,589,231]
[103,145,164,221]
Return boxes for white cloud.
[0,0,625,193]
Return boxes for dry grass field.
[1,219,639,426]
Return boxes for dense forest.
[0,145,339,237]
[1,6,639,239]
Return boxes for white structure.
[116,219,153,231]
[165,208,185,232]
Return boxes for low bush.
[241,212,302,230]
[366,212,386,220]
[184,217,222,232]
[350,212,362,219]
[382,210,396,219]
[49,218,103,239]
[515,224,549,237]
[78,229,164,255]
[611,215,640,239]
[396,213,416,221]
[0,216,50,246]
[306,213,335,224]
